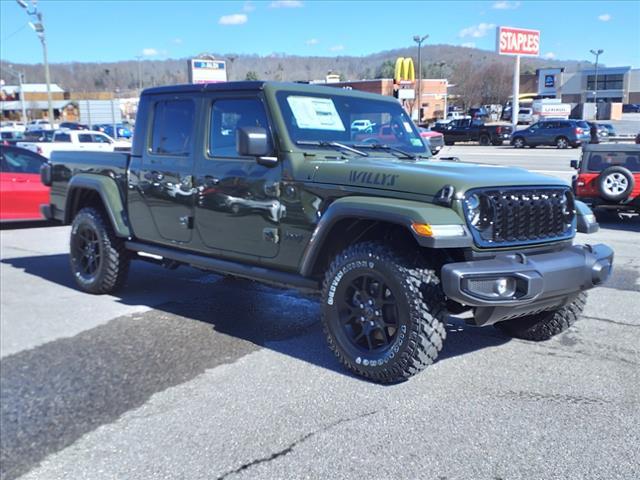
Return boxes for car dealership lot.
[1,152,639,480]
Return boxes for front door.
[193,96,282,259]
[128,96,198,244]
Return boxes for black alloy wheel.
[71,224,103,281]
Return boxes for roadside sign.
[496,26,540,57]
[187,58,227,84]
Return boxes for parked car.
[511,119,591,149]
[599,123,617,137]
[1,130,25,145]
[0,145,49,221]
[350,119,375,133]
[622,104,640,113]
[40,81,612,383]
[418,127,444,155]
[18,129,131,158]
[25,119,54,132]
[0,121,26,132]
[93,123,134,139]
[517,108,534,125]
[22,129,55,142]
[468,107,489,120]
[432,118,512,146]
[571,144,640,214]
[59,122,89,130]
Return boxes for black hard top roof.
[583,143,640,152]
[142,81,266,95]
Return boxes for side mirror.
[236,127,276,166]
[570,160,578,169]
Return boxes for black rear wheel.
[479,135,490,146]
[321,242,447,383]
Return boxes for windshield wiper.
[296,140,368,157]
[354,143,417,160]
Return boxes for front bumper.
[441,243,614,325]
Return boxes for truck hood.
[309,156,568,198]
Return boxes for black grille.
[466,187,575,247]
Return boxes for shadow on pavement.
[595,213,640,233]
[1,253,509,480]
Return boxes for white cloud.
[218,13,248,25]
[142,48,158,56]
[243,1,255,12]
[459,23,496,38]
[492,1,521,9]
[306,38,319,46]
[172,38,183,45]
[544,52,556,59]
[598,13,612,21]
[270,0,303,7]
[461,42,476,48]
[329,45,344,52]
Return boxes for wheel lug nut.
[360,304,364,309]
[368,299,373,305]
[369,321,374,326]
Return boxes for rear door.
[128,95,199,244]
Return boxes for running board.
[125,241,320,292]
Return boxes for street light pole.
[16,1,55,124]
[413,34,429,124]
[589,49,604,105]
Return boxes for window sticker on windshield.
[403,121,413,133]
[411,138,423,146]
[287,96,345,131]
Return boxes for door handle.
[203,175,220,186]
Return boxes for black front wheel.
[70,207,130,294]
[321,242,447,383]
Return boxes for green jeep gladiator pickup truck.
[41,82,613,383]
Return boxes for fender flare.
[65,174,131,238]
[298,196,471,277]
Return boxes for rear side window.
[92,134,111,144]
[54,133,71,142]
[151,99,195,156]
[587,152,640,172]
[1,148,44,173]
[78,134,93,143]
[209,98,269,158]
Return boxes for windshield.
[276,91,428,155]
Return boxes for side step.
[125,241,320,292]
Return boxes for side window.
[209,98,269,158]
[78,134,93,143]
[54,133,71,143]
[92,134,111,144]
[150,99,195,156]
[2,149,44,173]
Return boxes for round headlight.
[465,193,491,231]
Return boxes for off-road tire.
[321,242,448,383]
[491,139,503,146]
[597,166,635,202]
[479,134,490,146]
[70,207,130,294]
[495,292,587,341]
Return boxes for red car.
[419,127,445,155]
[0,145,50,221]
[572,144,640,214]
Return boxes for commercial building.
[325,78,449,122]
[0,82,69,121]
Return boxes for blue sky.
[1,0,639,67]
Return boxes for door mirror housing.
[570,160,579,169]
[237,126,274,157]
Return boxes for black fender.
[298,196,471,277]
[65,174,131,238]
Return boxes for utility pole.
[6,65,28,123]
[135,55,143,91]
[227,55,237,81]
[413,34,429,124]
[16,0,55,123]
[589,48,604,106]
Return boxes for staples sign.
[497,26,540,56]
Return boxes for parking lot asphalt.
[1,149,639,480]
